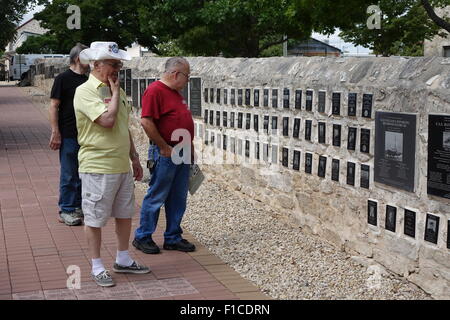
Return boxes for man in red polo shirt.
[133,57,196,253]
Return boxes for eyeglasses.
[171,70,190,79]
[102,61,123,69]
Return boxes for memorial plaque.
[125,69,132,96]
[318,122,326,144]
[283,117,289,137]
[293,151,300,171]
[360,129,370,153]
[333,124,341,147]
[231,89,236,105]
[230,112,235,128]
[348,127,357,151]
[385,205,397,232]
[263,89,269,107]
[272,89,278,108]
[368,200,378,226]
[238,89,243,105]
[305,120,312,141]
[424,214,439,244]
[245,89,251,105]
[362,94,373,118]
[231,137,236,153]
[332,159,340,181]
[305,153,313,174]
[189,77,202,117]
[283,88,290,109]
[238,112,243,128]
[404,209,416,238]
[224,89,228,105]
[318,91,326,113]
[204,88,208,103]
[119,70,125,90]
[139,79,146,108]
[254,89,260,107]
[204,109,208,123]
[146,78,155,87]
[255,142,260,160]
[282,148,289,167]
[332,92,341,115]
[306,90,313,111]
[272,116,278,135]
[210,88,214,103]
[216,88,221,104]
[374,112,417,192]
[295,90,302,109]
[347,162,355,186]
[360,164,370,189]
[223,135,227,150]
[264,115,269,134]
[216,111,221,127]
[245,140,250,158]
[271,145,278,164]
[427,114,450,199]
[263,143,269,162]
[209,110,214,125]
[254,114,259,132]
[223,111,228,127]
[293,118,301,138]
[318,156,327,178]
[246,113,251,130]
[447,220,450,249]
[132,79,139,108]
[348,93,357,116]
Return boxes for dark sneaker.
[163,239,196,252]
[113,261,151,274]
[91,270,115,287]
[58,211,82,226]
[132,238,160,254]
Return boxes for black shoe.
[163,239,196,252]
[132,238,160,254]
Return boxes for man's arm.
[49,98,61,150]
[94,76,120,128]
[129,130,143,181]
[141,117,172,157]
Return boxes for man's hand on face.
[108,76,120,95]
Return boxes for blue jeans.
[58,138,81,213]
[135,146,190,244]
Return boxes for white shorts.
[79,172,135,228]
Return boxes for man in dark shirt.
[49,43,89,226]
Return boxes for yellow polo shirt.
[74,74,131,174]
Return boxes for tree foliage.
[16,33,62,54]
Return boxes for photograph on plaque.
[283,117,289,136]
[331,159,340,181]
[216,88,221,104]
[204,88,208,103]
[424,214,440,244]
[245,89,251,105]
[305,153,313,174]
[348,93,357,116]
[318,156,327,178]
[246,113,251,130]
[210,88,214,103]
[230,112,235,128]
[348,127,357,151]
[293,151,300,171]
[139,79,146,108]
[238,89,243,105]
[204,109,208,123]
[231,89,236,105]
[272,116,278,134]
[368,200,377,226]
[238,112,243,128]
[132,79,139,108]
[362,94,373,118]
[255,142,260,160]
[272,89,278,108]
[360,129,370,153]
[119,70,125,90]
[254,114,259,132]
[385,205,397,232]
[283,88,290,109]
[254,89,260,107]
[318,122,326,144]
[223,135,227,151]
[332,92,341,115]
[293,118,300,138]
[360,164,370,189]
[306,90,313,111]
[209,110,214,125]
[125,69,131,96]
[347,162,355,186]
[263,89,269,107]
[189,78,202,117]
[318,91,326,113]
[374,112,417,192]
[264,115,269,133]
[224,89,228,105]
[427,114,450,199]
[295,90,302,109]
[245,140,250,158]
[216,111,221,127]
[305,120,312,141]
[333,124,341,147]
[223,111,228,127]
[404,209,416,238]
[282,148,289,167]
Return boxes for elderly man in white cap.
[74,41,149,287]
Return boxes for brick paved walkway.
[0,85,269,300]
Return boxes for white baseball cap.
[79,41,131,64]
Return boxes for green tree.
[16,34,62,54]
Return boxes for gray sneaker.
[113,261,151,274]
[74,207,84,219]
[59,211,82,226]
[91,270,115,287]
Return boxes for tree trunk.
[421,0,450,33]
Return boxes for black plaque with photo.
[318,156,327,178]
[424,214,440,244]
[360,129,370,153]
[360,164,370,189]
[295,90,302,109]
[238,89,243,105]
[204,88,208,103]
[282,148,289,167]
[230,112,235,128]
[246,113,251,130]
[385,205,397,232]
[245,140,250,158]
[305,153,313,174]
[318,91,326,113]
[348,127,357,151]
[332,159,340,181]
[347,162,355,186]
[263,89,269,107]
[306,90,313,111]
[318,122,326,144]
[404,209,416,238]
[204,109,208,123]
[427,114,450,199]
[139,79,146,108]
[332,92,341,115]
[119,70,125,90]
[216,88,221,104]
[216,111,221,127]
[283,117,289,136]
[374,112,417,192]
[223,111,228,127]
[255,142,260,160]
[293,118,300,138]
[125,69,132,96]
[272,116,278,134]
[264,115,269,134]
[254,114,259,132]
[132,79,139,108]
[209,110,214,125]
[333,124,341,147]
[224,89,228,105]
[368,200,377,226]
[305,120,312,141]
[231,89,236,105]
[189,77,202,117]
[293,151,300,171]
[210,88,214,103]
[362,94,373,118]
[254,89,260,107]
[245,89,251,106]
[348,93,357,116]
[238,112,243,128]
[272,89,278,108]
[283,88,290,109]
[223,135,227,151]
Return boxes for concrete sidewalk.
[0,85,269,300]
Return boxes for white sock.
[92,258,105,276]
[116,250,134,267]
